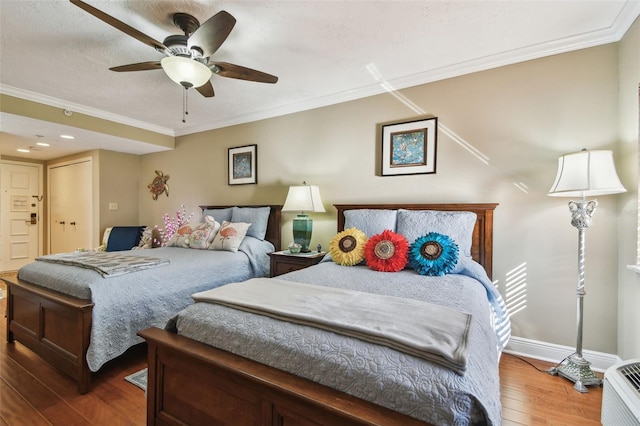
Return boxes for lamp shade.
[282,185,326,213]
[160,56,212,88]
[548,149,626,198]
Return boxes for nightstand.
[268,250,326,277]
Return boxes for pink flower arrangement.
[154,205,194,247]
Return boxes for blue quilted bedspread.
[18,237,273,371]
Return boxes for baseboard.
[504,336,621,372]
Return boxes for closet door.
[48,159,93,253]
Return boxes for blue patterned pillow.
[344,209,398,238]
[409,232,459,276]
[397,210,476,259]
[231,206,271,240]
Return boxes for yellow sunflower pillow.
[329,228,368,266]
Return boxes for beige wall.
[616,16,640,360]
[139,41,631,355]
[97,150,141,234]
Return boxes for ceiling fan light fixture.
[161,56,212,88]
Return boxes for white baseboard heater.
[602,359,640,425]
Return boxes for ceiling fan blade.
[70,0,168,53]
[187,11,236,58]
[212,62,278,84]
[196,81,215,98]
[109,61,162,72]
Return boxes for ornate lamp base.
[549,353,602,393]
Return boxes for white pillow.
[189,216,220,249]
[209,221,251,252]
[166,224,195,248]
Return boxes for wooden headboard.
[199,205,283,251]
[334,203,498,279]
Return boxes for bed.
[139,203,510,425]
[2,204,282,394]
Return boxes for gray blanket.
[36,251,170,277]
[192,278,472,374]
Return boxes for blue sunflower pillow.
[409,232,459,276]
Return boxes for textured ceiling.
[1,0,638,160]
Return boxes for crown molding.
[0,84,175,137]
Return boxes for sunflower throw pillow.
[329,228,367,266]
[364,230,409,272]
[408,232,459,276]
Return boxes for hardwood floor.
[500,354,603,425]
[0,274,603,425]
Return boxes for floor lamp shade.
[282,184,325,252]
[548,149,626,197]
[547,149,625,392]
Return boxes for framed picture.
[228,144,257,185]
[380,116,437,176]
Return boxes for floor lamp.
[547,149,626,393]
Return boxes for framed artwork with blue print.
[228,144,257,185]
[380,116,437,176]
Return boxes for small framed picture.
[228,144,257,185]
[380,116,437,176]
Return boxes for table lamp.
[282,182,325,252]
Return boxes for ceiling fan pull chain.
[182,87,188,123]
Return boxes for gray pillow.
[201,207,233,224]
[231,206,271,240]
[396,209,477,258]
[343,209,398,238]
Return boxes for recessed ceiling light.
[60,134,75,139]
[36,142,50,147]
[17,148,30,153]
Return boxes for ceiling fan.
[70,0,278,98]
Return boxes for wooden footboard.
[3,277,94,394]
[139,327,429,426]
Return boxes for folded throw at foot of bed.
[36,251,169,278]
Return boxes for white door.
[0,161,43,272]
[48,159,93,253]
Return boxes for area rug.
[124,368,147,391]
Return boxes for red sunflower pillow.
[364,230,409,272]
